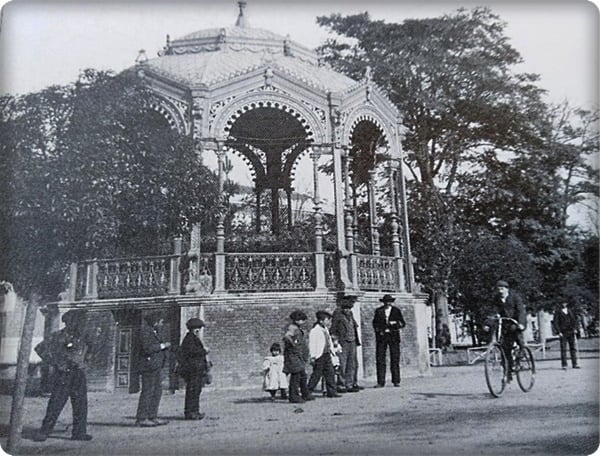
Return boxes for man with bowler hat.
[33,309,92,442]
[373,294,406,387]
[135,311,171,427]
[331,295,360,393]
[177,317,209,420]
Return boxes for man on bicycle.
[494,280,527,383]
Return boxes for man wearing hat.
[177,318,209,420]
[331,296,361,393]
[494,280,527,383]
[372,294,406,387]
[33,310,93,442]
[135,311,171,427]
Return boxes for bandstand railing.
[355,254,398,292]
[225,252,315,292]
[66,249,405,301]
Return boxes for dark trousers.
[307,353,337,396]
[40,367,88,437]
[136,369,163,420]
[560,332,578,367]
[184,374,203,417]
[501,331,525,377]
[288,370,310,401]
[376,334,400,385]
[339,341,357,388]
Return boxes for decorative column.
[368,168,380,256]
[393,124,414,292]
[255,189,261,233]
[215,143,226,292]
[169,236,182,294]
[286,188,293,229]
[311,148,325,291]
[342,148,358,289]
[388,162,405,292]
[331,144,353,289]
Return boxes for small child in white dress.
[331,334,344,389]
[262,343,288,400]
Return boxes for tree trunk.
[6,294,39,453]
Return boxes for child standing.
[262,343,288,400]
[283,310,314,403]
[331,334,344,390]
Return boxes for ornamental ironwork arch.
[148,96,189,135]
[342,108,393,149]
[210,92,327,144]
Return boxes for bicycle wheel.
[516,346,535,392]
[485,343,506,397]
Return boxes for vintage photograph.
[0,1,598,455]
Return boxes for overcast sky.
[0,0,598,228]
[0,0,598,109]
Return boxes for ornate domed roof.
[142,4,357,93]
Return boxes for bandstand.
[47,3,429,392]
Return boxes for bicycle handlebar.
[491,315,521,326]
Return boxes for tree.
[317,7,549,330]
[0,69,219,302]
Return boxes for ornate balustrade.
[73,255,179,300]
[67,250,404,301]
[225,252,315,292]
[356,254,398,292]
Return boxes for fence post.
[169,237,182,294]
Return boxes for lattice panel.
[356,254,397,291]
[96,256,173,299]
[225,253,315,291]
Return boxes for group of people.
[32,310,211,441]
[29,282,585,443]
[262,294,407,403]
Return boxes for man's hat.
[496,280,509,288]
[186,318,204,330]
[316,310,332,321]
[380,294,395,303]
[340,295,356,308]
[62,309,86,326]
[144,310,165,326]
[289,310,308,322]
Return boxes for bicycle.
[484,316,536,397]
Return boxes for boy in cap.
[33,310,92,442]
[307,311,341,398]
[372,294,406,387]
[283,310,313,403]
[177,318,208,420]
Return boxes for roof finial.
[235,0,248,28]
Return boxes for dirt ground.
[1,344,598,456]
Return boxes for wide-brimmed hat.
[496,280,509,288]
[186,318,204,330]
[316,310,332,321]
[380,294,395,303]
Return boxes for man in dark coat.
[331,296,360,393]
[33,310,92,442]
[552,300,580,370]
[178,318,209,420]
[372,294,405,387]
[135,311,171,427]
[494,280,527,382]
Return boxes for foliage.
[316,7,598,327]
[0,69,219,300]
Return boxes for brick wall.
[179,291,429,389]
